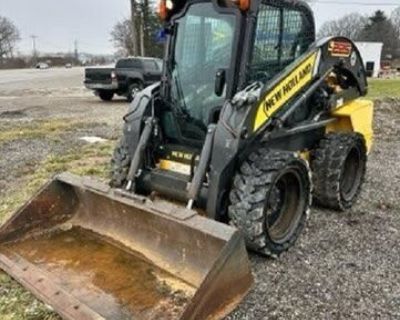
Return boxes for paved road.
[0,66,127,120]
[0,67,85,91]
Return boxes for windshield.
[170,3,236,128]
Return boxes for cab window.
[282,10,313,62]
[251,6,280,70]
[248,5,313,83]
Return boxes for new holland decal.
[253,52,318,131]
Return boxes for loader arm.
[248,36,368,134]
[207,36,369,219]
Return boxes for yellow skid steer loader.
[0,0,373,319]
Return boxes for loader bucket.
[0,173,252,320]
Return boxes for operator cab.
[158,0,315,145]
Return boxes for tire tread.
[229,149,311,257]
[312,133,367,211]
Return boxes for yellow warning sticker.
[253,52,318,131]
[159,159,191,176]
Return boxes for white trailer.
[355,42,383,78]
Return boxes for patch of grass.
[0,271,60,320]
[0,141,114,222]
[0,137,115,319]
[368,79,400,99]
[0,119,102,144]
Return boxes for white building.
[355,42,383,78]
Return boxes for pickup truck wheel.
[99,90,114,101]
[127,82,143,102]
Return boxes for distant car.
[65,63,73,69]
[84,57,163,102]
[35,62,49,69]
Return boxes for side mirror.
[215,69,226,97]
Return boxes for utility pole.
[141,0,149,56]
[30,35,38,63]
[74,40,79,62]
[130,0,139,56]
[140,20,145,56]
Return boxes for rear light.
[158,0,168,20]
[234,0,250,11]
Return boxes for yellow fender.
[326,99,374,153]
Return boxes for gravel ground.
[0,68,127,197]
[0,68,399,319]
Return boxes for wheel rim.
[130,84,142,100]
[265,169,306,244]
[340,147,364,202]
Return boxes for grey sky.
[0,0,399,55]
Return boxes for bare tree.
[318,13,368,40]
[111,15,163,58]
[391,7,400,57]
[0,16,20,61]
[112,0,150,57]
[111,0,163,58]
[111,19,136,56]
[391,7,400,34]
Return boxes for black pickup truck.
[84,57,162,102]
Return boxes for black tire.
[127,82,144,102]
[110,138,131,188]
[99,90,114,101]
[312,133,367,211]
[229,149,312,257]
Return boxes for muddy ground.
[0,68,399,319]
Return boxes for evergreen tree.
[359,10,400,58]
